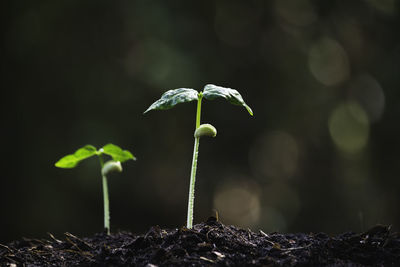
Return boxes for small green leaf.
[202,84,253,116]
[55,145,97,168]
[102,143,136,163]
[144,88,199,113]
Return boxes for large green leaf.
[144,88,199,113]
[55,145,97,168]
[202,84,253,116]
[102,143,136,163]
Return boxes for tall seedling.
[145,84,253,228]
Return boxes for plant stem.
[196,92,202,129]
[102,174,110,235]
[187,93,203,228]
[99,155,110,235]
[187,137,199,228]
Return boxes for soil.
[1,217,399,266]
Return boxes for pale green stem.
[99,155,110,235]
[187,137,199,228]
[187,93,203,228]
[102,174,110,235]
[196,93,202,129]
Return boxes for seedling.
[144,84,253,228]
[55,143,136,235]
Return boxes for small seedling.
[145,84,253,228]
[55,143,136,235]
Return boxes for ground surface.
[1,218,399,266]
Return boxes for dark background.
[1,0,400,243]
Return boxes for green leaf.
[202,84,253,116]
[102,143,136,163]
[55,145,97,168]
[144,88,199,113]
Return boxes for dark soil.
[1,217,399,266]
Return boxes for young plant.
[144,84,253,228]
[55,143,136,235]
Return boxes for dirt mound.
[1,218,399,266]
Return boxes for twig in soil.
[226,226,256,247]
[4,256,18,265]
[0,243,14,253]
[64,233,94,258]
[205,226,219,242]
[280,244,312,253]
[212,251,225,259]
[47,232,62,244]
[259,230,269,238]
[22,237,47,245]
[200,256,215,263]
[259,230,284,248]
[64,232,93,250]
[64,249,91,256]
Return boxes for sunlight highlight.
[328,102,370,154]
[249,131,299,180]
[213,179,260,227]
[308,38,350,86]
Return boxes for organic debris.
[1,218,399,266]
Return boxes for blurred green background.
[2,0,400,242]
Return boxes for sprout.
[55,144,135,235]
[145,84,252,228]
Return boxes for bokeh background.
[2,0,400,242]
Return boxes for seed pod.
[194,123,217,138]
[102,160,122,176]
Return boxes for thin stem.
[187,93,203,228]
[99,155,110,235]
[196,93,202,128]
[102,174,110,235]
[187,137,199,228]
